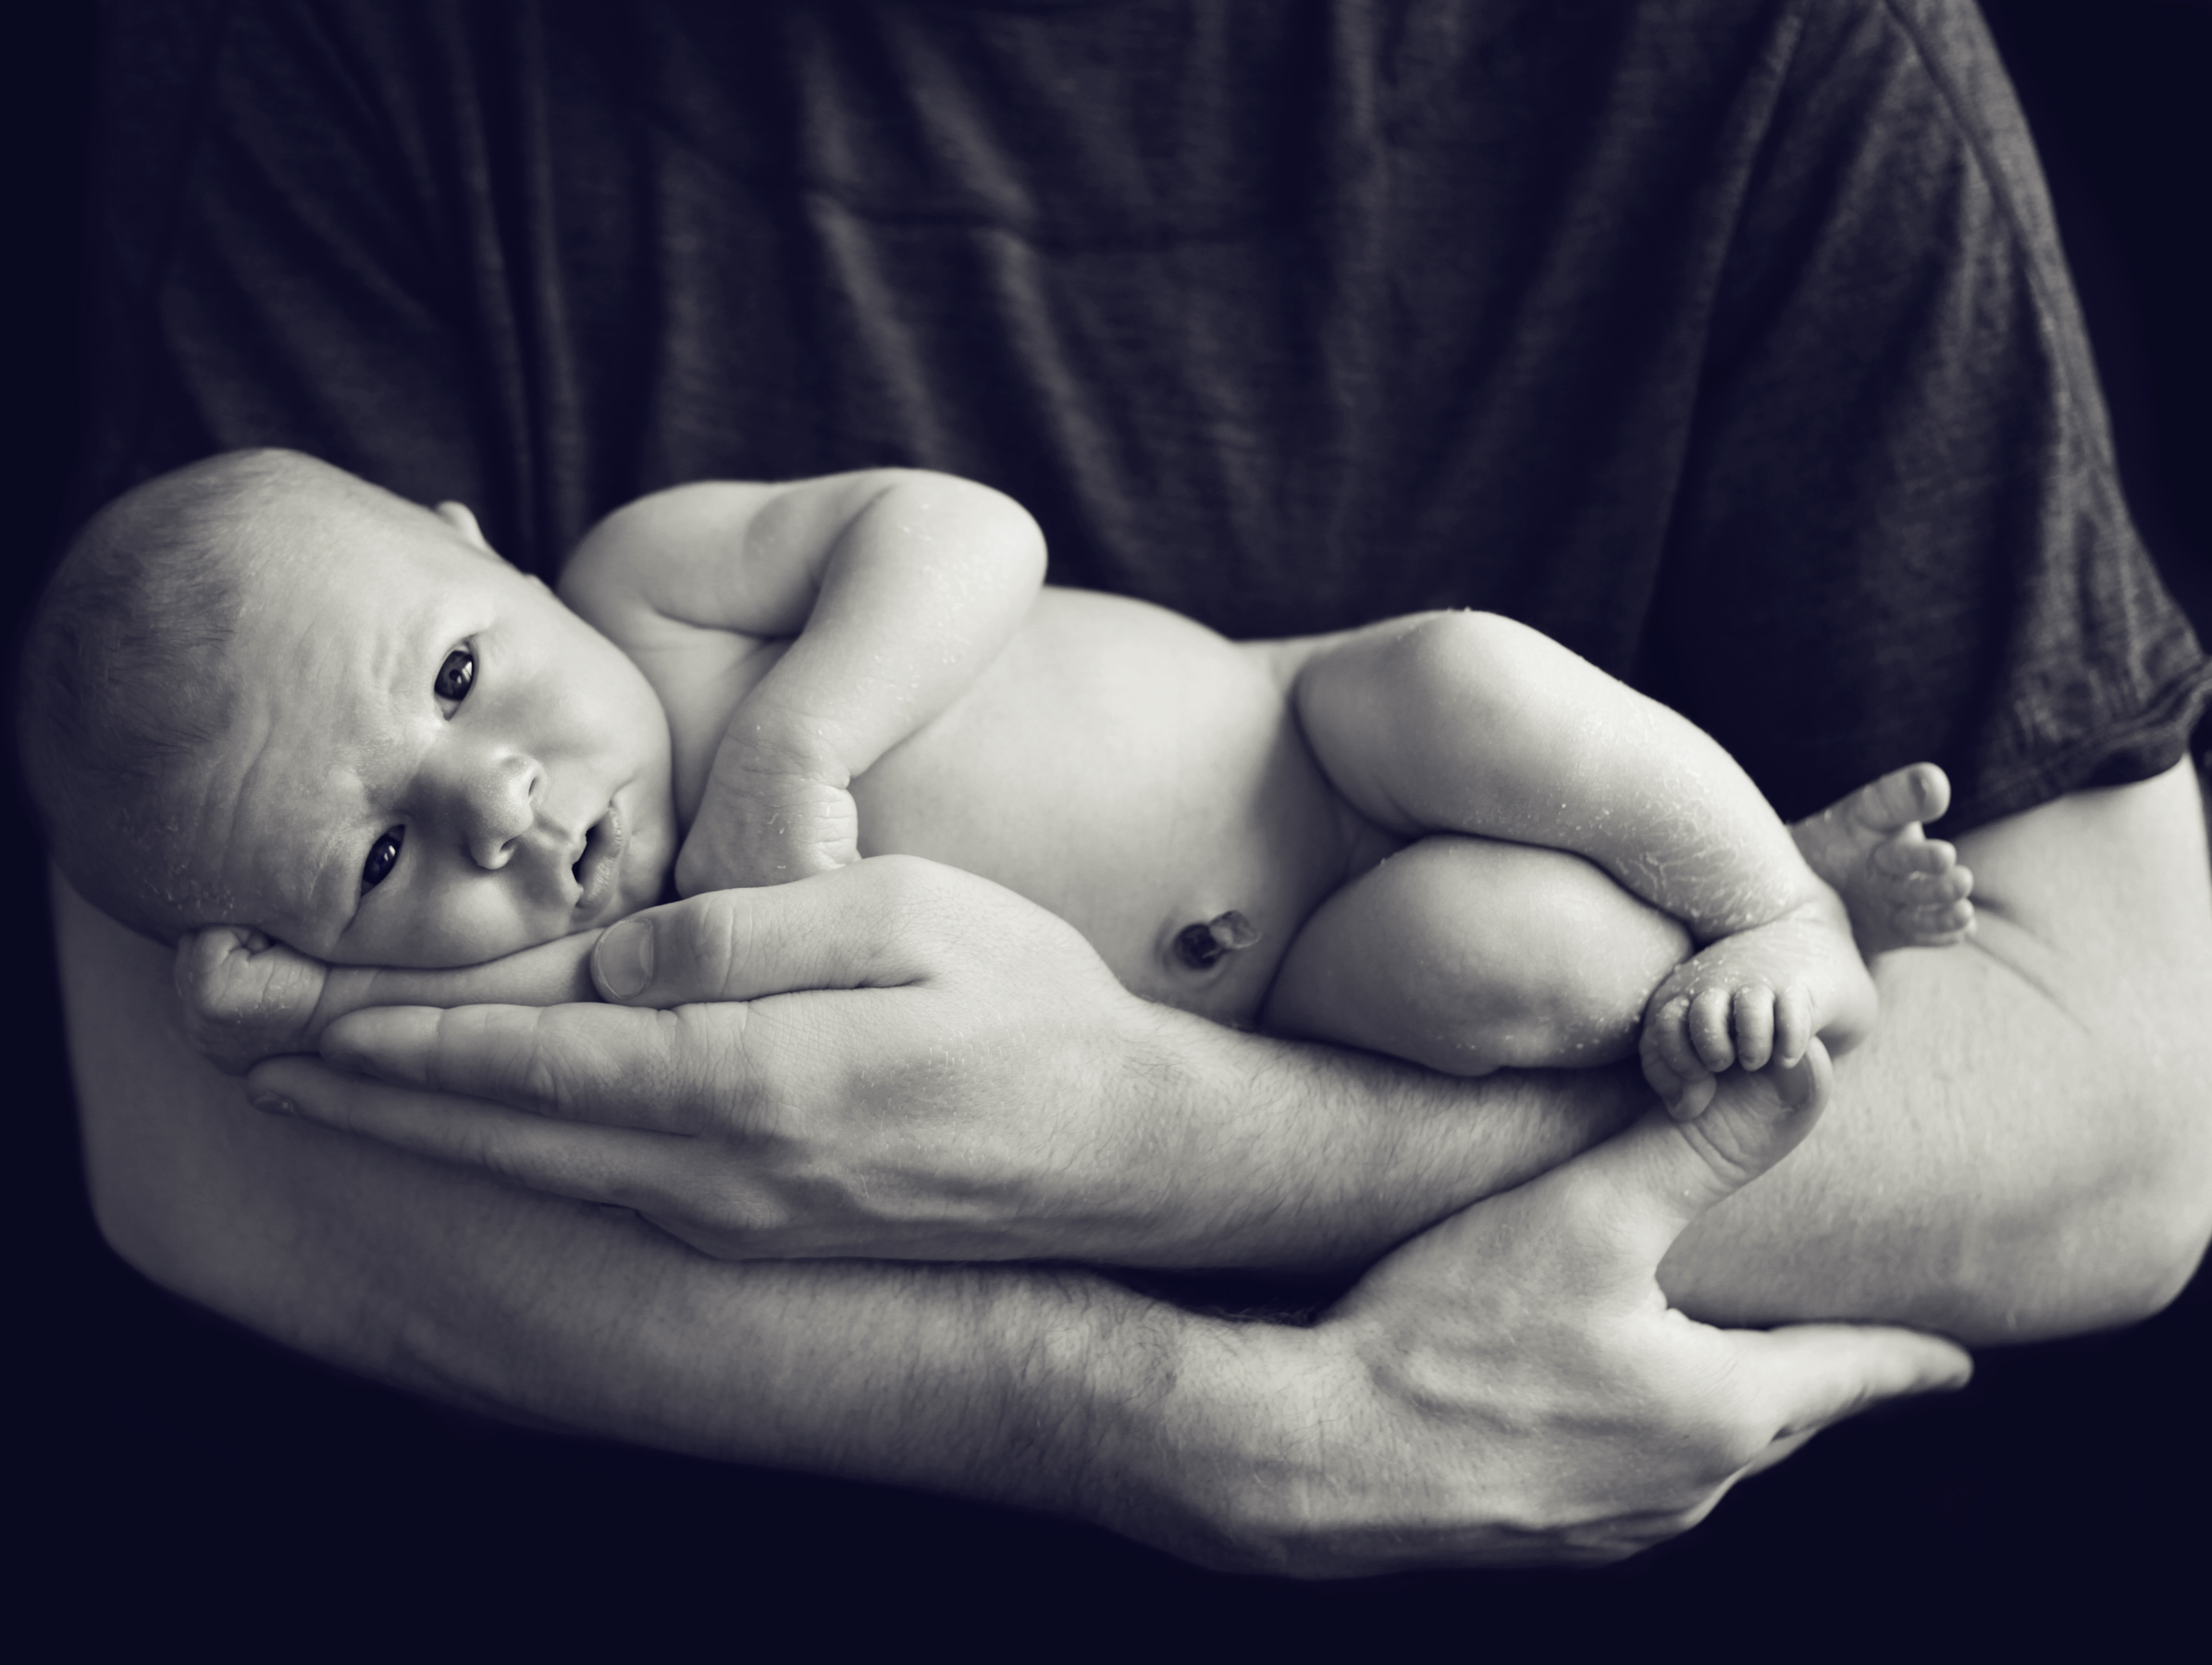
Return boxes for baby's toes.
[1669,1074,1720,1122]
[1730,986,1777,1071]
[1640,1027,1718,1121]
[1872,835,1951,879]
[1687,986,1740,1075]
[1771,983,1814,1066]
[1640,997,1712,1106]
[1899,896,1977,944]
[1850,762,1951,835]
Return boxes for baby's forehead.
[234,500,487,639]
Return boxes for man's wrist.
[1074,1001,1644,1275]
[990,1268,1326,1570]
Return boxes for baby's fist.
[677,762,861,894]
[173,926,331,1075]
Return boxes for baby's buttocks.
[850,589,1360,1026]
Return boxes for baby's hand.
[1637,914,1870,1121]
[676,751,861,894]
[174,926,332,1075]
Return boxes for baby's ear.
[434,500,495,553]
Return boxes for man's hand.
[1114,1042,1971,1574]
[253,857,1211,1262]
[74,868,1966,1577]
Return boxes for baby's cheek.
[344,886,563,969]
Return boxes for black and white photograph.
[14,2,2209,1651]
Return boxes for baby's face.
[181,494,676,967]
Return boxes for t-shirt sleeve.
[70,0,559,571]
[1640,0,2210,832]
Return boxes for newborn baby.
[21,451,1971,1118]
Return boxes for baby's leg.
[1262,835,1691,1077]
[1637,763,1975,1118]
[1789,762,1974,953]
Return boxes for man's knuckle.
[687,896,752,994]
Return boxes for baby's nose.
[459,752,543,869]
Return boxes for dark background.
[11,3,2206,1651]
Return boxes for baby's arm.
[1288,612,1913,1113]
[562,472,1046,894]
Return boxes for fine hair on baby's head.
[21,448,679,970]
[18,450,386,943]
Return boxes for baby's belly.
[851,589,1360,1025]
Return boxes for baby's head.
[19,450,676,967]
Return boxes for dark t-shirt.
[75,0,2209,830]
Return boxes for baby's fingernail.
[595,919,654,998]
[250,1092,297,1117]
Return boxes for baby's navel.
[1173,909,1263,970]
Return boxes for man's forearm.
[1661,764,2212,1341]
[63,881,1214,1534]
[1126,765,2212,1340]
[61,875,1974,1578]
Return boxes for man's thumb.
[1565,1039,1835,1270]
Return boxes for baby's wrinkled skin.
[167,461,1973,1114]
[167,490,676,971]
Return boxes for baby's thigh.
[1262,834,1691,1076]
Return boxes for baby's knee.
[1467,889,1691,1069]
[1291,835,1691,1076]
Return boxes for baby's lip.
[571,802,627,916]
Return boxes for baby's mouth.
[572,803,627,915]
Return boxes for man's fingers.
[1562,1039,1835,1267]
[245,1054,710,1214]
[316,1001,741,1133]
[592,857,947,1006]
[341,932,600,1012]
[1737,1319,1972,1443]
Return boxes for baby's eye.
[363,827,404,891]
[435,645,476,707]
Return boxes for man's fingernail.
[595,919,654,998]
[251,1092,297,1117]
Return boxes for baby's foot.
[1791,762,1974,955]
[174,926,333,1075]
[1684,1035,1835,1164]
[1637,913,1872,1119]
